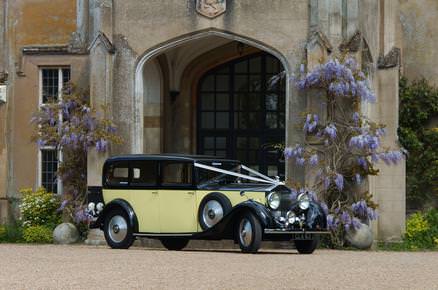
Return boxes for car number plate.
[292,233,314,240]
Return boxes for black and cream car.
[88,154,328,254]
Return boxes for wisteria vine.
[284,57,405,246]
[31,86,122,225]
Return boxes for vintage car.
[87,154,328,254]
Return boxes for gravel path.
[0,244,437,290]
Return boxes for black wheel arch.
[198,192,233,230]
[97,199,139,233]
[194,200,274,240]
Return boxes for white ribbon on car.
[194,162,283,185]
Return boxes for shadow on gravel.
[174,249,299,255]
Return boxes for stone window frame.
[37,66,71,194]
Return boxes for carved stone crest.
[196,0,226,18]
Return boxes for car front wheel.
[103,208,135,249]
[160,238,189,251]
[236,211,262,253]
[294,237,319,254]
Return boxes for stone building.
[1,0,432,241]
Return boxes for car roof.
[106,153,240,164]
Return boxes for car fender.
[96,199,139,233]
[194,199,274,240]
[228,200,273,229]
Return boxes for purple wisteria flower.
[340,211,352,230]
[327,214,338,230]
[324,124,337,140]
[296,157,305,166]
[352,200,378,221]
[58,199,69,211]
[334,173,344,191]
[352,112,360,124]
[352,200,368,217]
[36,139,46,148]
[295,58,376,103]
[96,138,108,152]
[303,114,319,133]
[378,150,404,165]
[352,217,362,230]
[74,208,91,223]
[349,132,379,150]
[367,207,378,220]
[309,154,319,166]
[357,157,368,169]
[284,144,305,160]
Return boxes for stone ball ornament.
[53,223,80,244]
[345,222,374,249]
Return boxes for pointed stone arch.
[133,28,292,154]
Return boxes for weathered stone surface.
[346,223,374,250]
[85,228,107,246]
[53,223,79,245]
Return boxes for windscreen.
[196,161,268,188]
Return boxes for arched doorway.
[197,52,285,178]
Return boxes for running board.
[134,233,194,237]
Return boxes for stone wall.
[400,0,438,84]
[0,0,79,221]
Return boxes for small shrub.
[19,188,62,229]
[22,225,53,243]
[404,209,438,249]
[0,223,24,243]
[406,213,429,239]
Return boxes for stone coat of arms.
[196,0,226,18]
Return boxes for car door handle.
[187,191,195,195]
[152,191,158,195]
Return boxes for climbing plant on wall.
[399,77,438,209]
[281,57,405,246]
[31,85,122,227]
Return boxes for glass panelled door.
[197,53,285,178]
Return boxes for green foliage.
[22,225,53,243]
[0,222,24,243]
[19,188,62,229]
[399,77,438,208]
[379,209,438,251]
[405,209,438,249]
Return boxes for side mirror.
[240,190,246,196]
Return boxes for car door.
[159,161,197,233]
[129,160,160,233]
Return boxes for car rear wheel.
[160,238,189,251]
[199,193,232,230]
[236,211,262,253]
[294,237,319,254]
[103,208,135,249]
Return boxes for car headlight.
[96,202,104,212]
[87,202,95,211]
[297,193,310,210]
[267,192,281,210]
[286,210,297,224]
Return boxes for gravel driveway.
[0,244,437,290]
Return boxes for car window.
[105,163,130,186]
[161,162,192,186]
[131,161,158,186]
